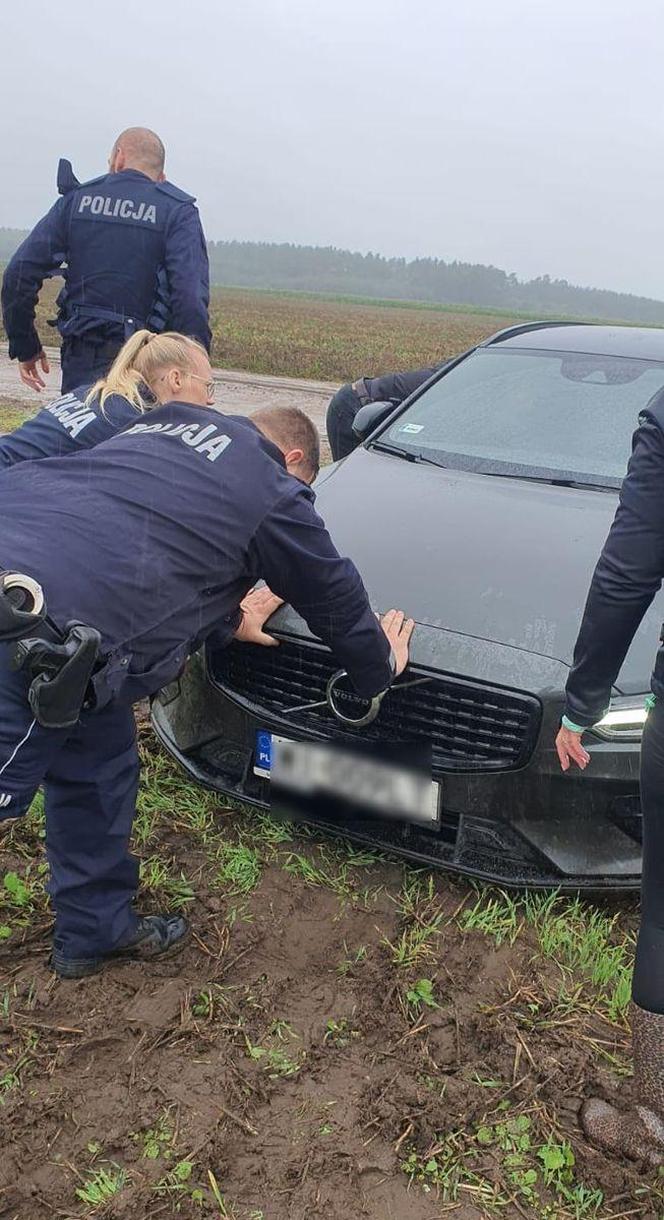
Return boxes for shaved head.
[251,405,321,483]
[110,128,165,180]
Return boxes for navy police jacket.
[0,405,393,704]
[1,169,211,363]
[0,385,140,467]
[565,394,664,726]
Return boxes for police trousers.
[632,697,664,1013]
[60,336,123,395]
[0,645,140,959]
[325,383,364,462]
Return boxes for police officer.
[326,363,446,461]
[0,329,163,467]
[556,391,664,1166]
[1,128,211,396]
[0,333,414,979]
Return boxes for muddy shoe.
[51,914,189,979]
[581,1003,664,1168]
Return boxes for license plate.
[254,730,439,827]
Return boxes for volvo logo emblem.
[325,670,387,727]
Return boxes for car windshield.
[380,347,664,487]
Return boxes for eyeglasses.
[187,373,216,398]
[155,370,216,400]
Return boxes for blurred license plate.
[254,730,439,826]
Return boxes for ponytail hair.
[86,329,207,414]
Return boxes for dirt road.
[0,344,338,437]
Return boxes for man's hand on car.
[379,608,415,677]
[19,350,50,392]
[555,725,590,772]
[234,587,284,646]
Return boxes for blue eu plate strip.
[255,730,272,777]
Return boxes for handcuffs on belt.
[0,570,101,729]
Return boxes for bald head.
[109,128,166,181]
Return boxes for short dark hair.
[251,406,320,480]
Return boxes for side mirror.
[352,400,396,443]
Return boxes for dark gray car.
[153,321,664,890]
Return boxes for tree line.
[2,226,664,324]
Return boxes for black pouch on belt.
[0,570,101,729]
[12,623,102,729]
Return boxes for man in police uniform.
[326,362,447,461]
[0,336,413,979]
[1,128,211,394]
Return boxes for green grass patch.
[0,1044,37,1103]
[0,861,49,941]
[139,854,195,909]
[459,887,634,1022]
[152,1158,200,1203]
[216,840,262,895]
[386,868,446,971]
[281,842,378,901]
[0,401,30,434]
[460,888,522,947]
[132,1109,176,1161]
[134,748,218,848]
[385,919,444,971]
[525,892,633,1018]
[402,1111,606,1217]
[75,1164,127,1208]
[245,1020,305,1079]
[406,977,439,1012]
[337,941,368,976]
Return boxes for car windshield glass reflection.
[381,348,664,486]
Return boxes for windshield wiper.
[479,471,614,491]
[371,443,614,489]
[371,441,447,468]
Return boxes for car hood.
[297,448,662,693]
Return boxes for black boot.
[581,1003,664,1168]
[51,913,189,979]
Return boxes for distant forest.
[2,226,664,325]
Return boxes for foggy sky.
[1,0,663,299]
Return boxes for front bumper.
[152,651,643,890]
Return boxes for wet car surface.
[153,322,664,888]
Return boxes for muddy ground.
[0,345,658,1217]
[0,719,657,1220]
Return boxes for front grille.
[209,638,541,775]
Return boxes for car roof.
[486,322,664,361]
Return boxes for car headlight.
[592,697,650,742]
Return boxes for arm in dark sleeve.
[368,365,440,404]
[164,204,211,351]
[250,486,394,697]
[1,197,70,362]
[564,414,664,727]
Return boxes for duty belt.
[0,570,101,729]
[352,377,371,406]
[59,304,147,341]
